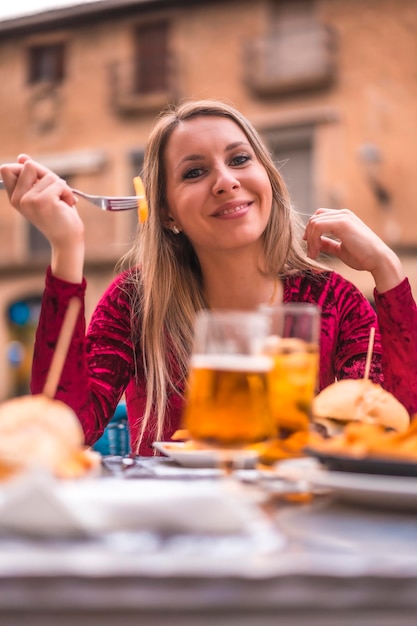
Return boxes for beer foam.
[191,354,273,372]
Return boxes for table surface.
[2,455,417,625]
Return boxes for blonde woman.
[2,100,416,454]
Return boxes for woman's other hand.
[303,208,404,293]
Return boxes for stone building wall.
[0,0,415,397]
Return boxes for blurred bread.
[0,394,99,479]
[312,379,410,434]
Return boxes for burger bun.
[0,394,99,479]
[312,379,410,435]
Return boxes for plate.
[276,497,417,555]
[152,442,257,469]
[276,457,417,511]
[305,447,417,477]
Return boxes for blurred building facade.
[0,0,416,397]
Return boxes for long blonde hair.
[122,99,321,452]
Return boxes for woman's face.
[163,116,273,260]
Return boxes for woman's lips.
[212,201,253,218]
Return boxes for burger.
[0,394,100,480]
[312,378,410,436]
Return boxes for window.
[28,224,50,256]
[266,126,314,221]
[245,0,335,96]
[133,21,169,94]
[27,42,65,85]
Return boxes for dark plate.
[305,447,417,477]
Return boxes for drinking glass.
[261,303,320,457]
[182,310,275,472]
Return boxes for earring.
[171,224,181,235]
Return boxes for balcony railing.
[108,58,177,115]
[244,24,337,97]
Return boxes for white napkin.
[0,473,266,538]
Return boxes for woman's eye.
[231,154,251,166]
[183,168,204,179]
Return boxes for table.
[1,457,417,625]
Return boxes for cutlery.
[0,179,144,212]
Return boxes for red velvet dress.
[31,267,417,455]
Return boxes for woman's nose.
[212,167,240,195]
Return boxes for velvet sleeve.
[31,267,135,445]
[322,274,382,384]
[374,278,417,415]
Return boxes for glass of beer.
[182,310,275,471]
[261,303,320,456]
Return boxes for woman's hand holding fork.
[0,154,85,283]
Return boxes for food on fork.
[0,395,100,480]
[133,176,149,223]
[312,378,410,436]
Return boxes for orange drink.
[262,304,320,440]
[264,338,319,435]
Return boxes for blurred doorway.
[6,295,42,397]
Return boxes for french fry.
[133,176,148,223]
[252,431,311,466]
[309,419,417,461]
[171,428,190,441]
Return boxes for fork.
[0,179,143,212]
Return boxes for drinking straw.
[364,326,376,380]
[42,297,82,399]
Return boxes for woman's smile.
[211,200,253,218]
